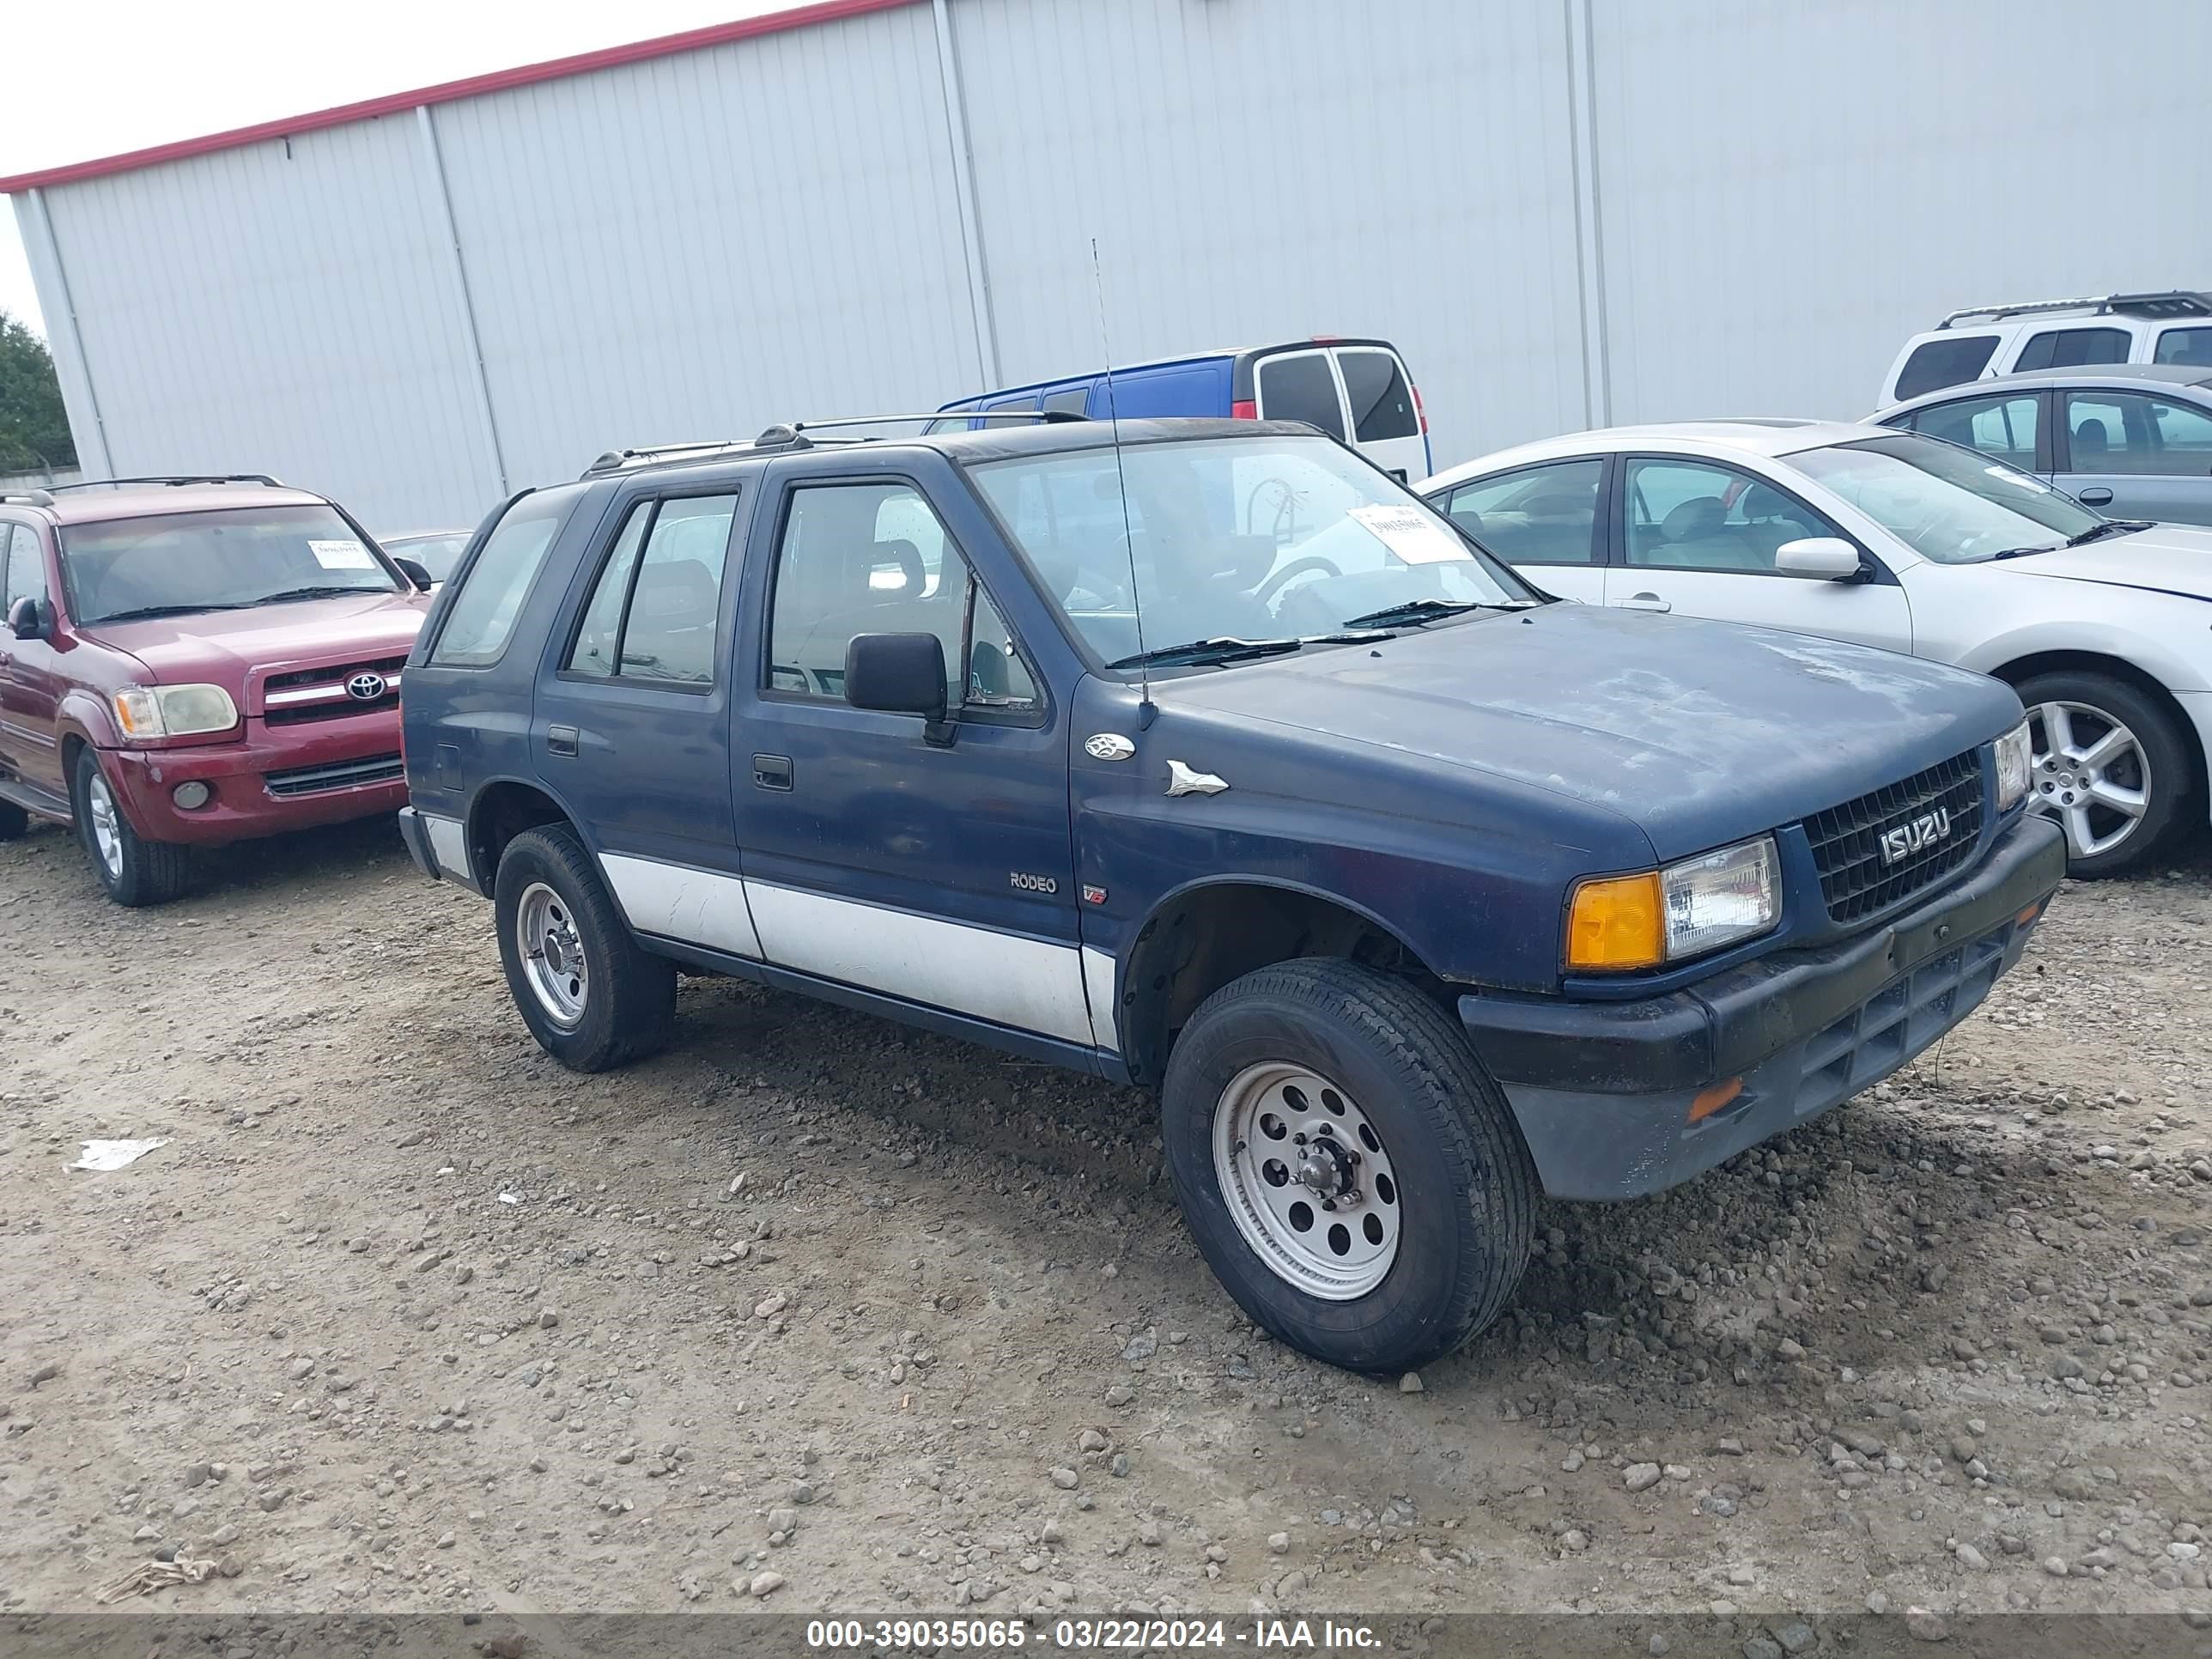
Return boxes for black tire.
[70,749,191,907]
[494,824,676,1071]
[1161,957,1538,1374]
[0,797,27,841]
[2015,671,2191,878]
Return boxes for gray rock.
[1049,1467,1079,1490]
[1103,1383,1135,1407]
[1905,1607,1948,1643]
[1624,1462,1662,1492]
[1121,1330,1158,1363]
[1742,1639,1784,1659]
[2043,1556,2069,1577]
[1771,1623,1814,1656]
[1268,1532,1290,1554]
[1399,1372,1424,1394]
[748,1571,786,1598]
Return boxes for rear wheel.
[70,750,190,907]
[2017,672,2189,877]
[1161,958,1537,1374]
[494,825,676,1071]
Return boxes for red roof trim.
[0,0,917,194]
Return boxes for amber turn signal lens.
[1565,872,1665,971]
[2014,902,2042,927]
[1688,1077,1744,1124]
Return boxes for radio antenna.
[1091,238,1154,728]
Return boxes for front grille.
[1805,750,1984,924]
[264,753,405,799]
[259,656,407,726]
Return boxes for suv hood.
[86,592,428,688]
[1991,522,2212,601]
[1158,603,2021,862]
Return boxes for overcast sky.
[0,0,791,337]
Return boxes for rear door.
[2005,325,2131,375]
[1252,349,1351,447]
[530,483,754,951]
[731,459,1091,1046]
[1428,457,1609,604]
[2053,387,2212,525]
[1601,454,1913,652]
[1333,345,1429,482]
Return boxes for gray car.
[1874,362,2212,526]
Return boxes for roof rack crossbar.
[1937,289,2212,328]
[48,473,286,492]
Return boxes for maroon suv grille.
[260,655,407,726]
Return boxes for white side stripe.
[422,813,471,882]
[1082,945,1119,1053]
[602,854,763,960]
[744,881,1092,1047]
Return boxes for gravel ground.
[2,814,2210,1629]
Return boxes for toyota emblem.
[345,672,388,702]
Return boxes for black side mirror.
[6,596,50,641]
[844,632,952,743]
[391,556,435,592]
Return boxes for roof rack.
[581,410,1086,475]
[47,473,287,491]
[1938,289,2212,329]
[0,489,55,507]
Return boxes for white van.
[1878,290,2212,406]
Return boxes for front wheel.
[1161,958,1537,1374]
[494,825,676,1071]
[70,750,190,907]
[2017,672,2191,877]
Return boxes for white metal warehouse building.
[8,0,2212,531]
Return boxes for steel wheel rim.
[518,882,589,1028]
[1212,1061,1401,1301]
[2027,700,2151,860]
[86,774,124,878]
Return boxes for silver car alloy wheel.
[2027,700,2151,860]
[517,881,589,1028]
[1212,1061,1401,1300]
[85,772,125,879]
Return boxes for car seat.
[2072,418,2111,461]
[1638,497,1762,571]
[1737,484,1818,563]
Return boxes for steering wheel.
[1255,556,1341,606]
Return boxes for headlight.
[1567,836,1780,971]
[112,684,240,740]
[1995,719,2031,812]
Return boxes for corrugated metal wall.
[15,0,2212,530]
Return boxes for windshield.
[967,434,1535,667]
[1790,432,2105,563]
[62,505,400,624]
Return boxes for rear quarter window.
[1893,335,2000,401]
[429,496,568,667]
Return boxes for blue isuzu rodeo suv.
[398,416,2064,1373]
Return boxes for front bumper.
[104,714,406,845]
[1459,812,2066,1200]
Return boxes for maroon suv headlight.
[112,684,240,741]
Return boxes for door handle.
[752,753,793,791]
[546,724,580,758]
[2076,486,2114,507]
[1614,592,1672,613]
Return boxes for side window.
[2153,327,2212,368]
[1624,459,1848,573]
[1893,335,1999,400]
[566,503,651,678]
[1441,460,1605,564]
[429,496,567,667]
[769,482,1037,712]
[1255,353,1347,441]
[1042,386,1091,417]
[4,524,50,611]
[1905,393,2040,469]
[2064,392,2212,476]
[1336,349,1419,441]
[2013,326,2130,374]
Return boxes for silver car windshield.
[967,434,1536,668]
[1790,432,2104,564]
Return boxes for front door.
[1602,455,1914,652]
[531,486,751,952]
[732,465,1091,1047]
[2053,388,2212,527]
[0,521,66,799]
[1430,456,1609,605]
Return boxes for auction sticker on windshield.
[308,538,379,570]
[1346,504,1467,565]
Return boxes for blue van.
[932,337,1432,482]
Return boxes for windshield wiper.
[1339,597,1530,630]
[88,601,256,623]
[2064,520,2154,547]
[1108,636,1305,669]
[251,585,386,605]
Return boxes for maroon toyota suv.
[0,476,435,905]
